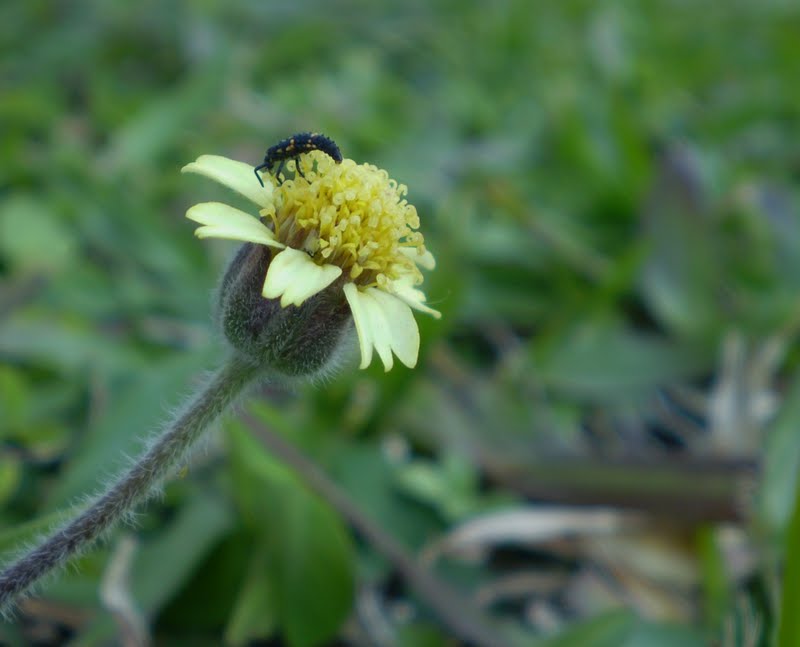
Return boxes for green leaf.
[0,510,66,554]
[332,443,440,553]
[0,365,28,431]
[158,530,254,632]
[0,457,21,506]
[698,525,729,630]
[398,623,449,647]
[760,371,800,534]
[638,145,720,338]
[0,319,147,375]
[778,477,800,647]
[623,622,707,647]
[99,69,225,176]
[131,489,235,615]
[272,483,354,647]
[537,613,707,647]
[537,610,636,647]
[397,453,480,521]
[531,322,709,400]
[225,546,278,646]
[227,422,355,647]
[535,610,707,647]
[0,195,78,273]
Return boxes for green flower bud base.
[218,243,353,378]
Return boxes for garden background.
[2,1,799,645]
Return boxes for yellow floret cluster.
[260,151,427,288]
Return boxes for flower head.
[183,152,440,372]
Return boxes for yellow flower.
[182,152,440,371]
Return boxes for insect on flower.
[254,132,343,187]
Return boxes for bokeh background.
[2,1,800,645]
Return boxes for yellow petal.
[344,284,420,371]
[262,248,342,308]
[388,277,442,319]
[365,295,394,371]
[400,247,436,270]
[182,155,273,209]
[370,289,420,369]
[186,203,284,248]
[344,283,373,369]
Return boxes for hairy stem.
[0,355,260,612]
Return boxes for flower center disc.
[261,152,426,289]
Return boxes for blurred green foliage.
[2,0,800,645]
